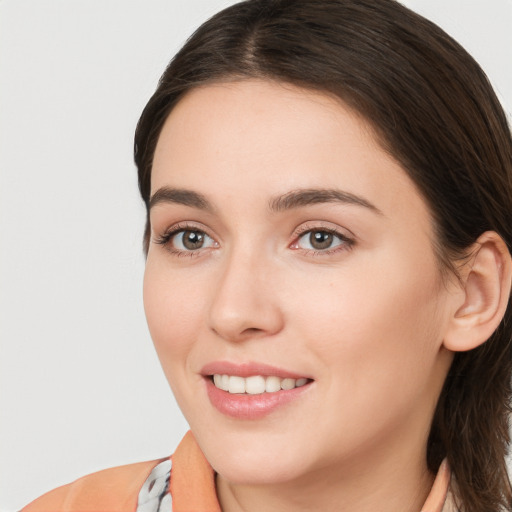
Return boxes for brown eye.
[169,229,216,251]
[181,230,205,250]
[295,229,348,252]
[309,231,334,250]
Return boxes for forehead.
[151,79,428,223]
[152,79,376,176]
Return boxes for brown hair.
[134,0,512,509]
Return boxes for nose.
[208,249,284,343]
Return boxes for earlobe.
[443,231,512,352]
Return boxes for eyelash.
[153,223,354,257]
[153,222,217,258]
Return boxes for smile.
[201,361,314,419]
[212,374,310,394]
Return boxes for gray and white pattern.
[136,459,172,512]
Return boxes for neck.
[216,436,435,512]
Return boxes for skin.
[144,80,461,512]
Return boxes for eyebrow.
[269,188,382,214]
[149,187,213,211]
[148,186,382,215]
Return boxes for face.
[144,80,456,486]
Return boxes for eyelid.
[292,221,355,239]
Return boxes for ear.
[443,231,512,352]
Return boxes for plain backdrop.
[1,1,511,510]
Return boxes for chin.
[193,424,311,485]
[212,452,306,486]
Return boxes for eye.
[292,228,352,252]
[154,226,218,254]
[172,229,215,251]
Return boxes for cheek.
[143,260,206,364]
[288,251,448,390]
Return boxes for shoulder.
[22,457,169,512]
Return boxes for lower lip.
[205,378,312,420]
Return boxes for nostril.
[244,327,263,334]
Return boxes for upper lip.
[201,361,312,380]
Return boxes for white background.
[1,1,511,510]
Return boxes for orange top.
[21,457,166,512]
[22,431,453,512]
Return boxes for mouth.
[210,374,311,394]
[201,362,314,419]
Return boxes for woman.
[23,0,512,511]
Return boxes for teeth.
[212,374,310,394]
[280,378,295,390]
[245,375,266,394]
[265,376,281,393]
[214,374,230,391]
[229,376,245,394]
